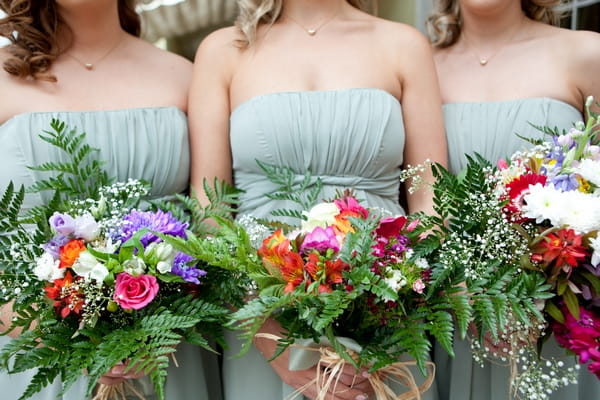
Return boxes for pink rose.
[114,273,159,310]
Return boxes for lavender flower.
[119,210,188,246]
[550,174,580,192]
[171,253,206,284]
[49,212,76,236]
[44,235,70,258]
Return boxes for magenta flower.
[375,216,408,239]
[300,226,340,254]
[114,272,159,310]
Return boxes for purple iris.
[300,226,340,254]
[171,253,206,284]
[119,210,188,246]
[44,235,70,258]
[550,174,580,192]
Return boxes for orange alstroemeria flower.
[59,239,86,268]
[305,252,346,293]
[258,229,290,279]
[45,271,85,318]
[281,251,305,293]
[532,228,589,278]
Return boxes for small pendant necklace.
[462,26,522,67]
[284,8,341,36]
[65,35,125,71]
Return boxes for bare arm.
[397,29,447,215]
[570,30,600,116]
[188,28,236,205]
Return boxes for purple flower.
[49,212,76,236]
[44,235,70,258]
[300,226,340,254]
[119,210,188,246]
[550,174,580,192]
[171,254,207,284]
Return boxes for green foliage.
[256,160,323,220]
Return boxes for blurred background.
[1,0,599,58]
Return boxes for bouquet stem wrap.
[92,381,146,400]
[256,333,435,400]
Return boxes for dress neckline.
[230,87,400,117]
[443,97,582,115]
[0,106,186,130]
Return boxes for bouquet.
[219,164,460,400]
[426,97,600,398]
[0,120,243,400]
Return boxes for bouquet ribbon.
[255,333,435,400]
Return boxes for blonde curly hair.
[426,0,564,48]
[235,0,373,48]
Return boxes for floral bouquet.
[0,121,243,400]
[426,98,600,398]
[217,164,458,400]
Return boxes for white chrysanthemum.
[590,234,600,267]
[33,252,64,281]
[522,184,566,226]
[575,159,600,187]
[557,191,600,233]
[301,202,339,232]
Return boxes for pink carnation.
[114,273,159,310]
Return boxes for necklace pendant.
[479,58,488,66]
[307,29,317,36]
[84,63,94,70]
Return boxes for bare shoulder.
[131,36,192,84]
[194,26,241,67]
[368,17,432,59]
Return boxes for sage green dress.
[226,88,438,400]
[0,108,221,400]
[437,97,600,400]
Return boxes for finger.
[97,376,127,386]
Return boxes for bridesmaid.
[0,0,220,399]
[188,0,447,399]
[427,0,600,399]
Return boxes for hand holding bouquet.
[0,121,240,400]
[227,188,456,400]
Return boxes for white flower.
[72,250,108,283]
[522,184,566,226]
[557,191,600,233]
[145,242,176,273]
[33,252,64,281]
[590,234,600,267]
[575,159,600,187]
[73,213,100,242]
[89,263,109,283]
[415,257,430,269]
[383,269,407,298]
[301,202,339,232]
[123,256,146,275]
[92,237,120,254]
[157,261,173,274]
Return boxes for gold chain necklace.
[65,35,125,71]
[284,8,341,36]
[462,27,522,67]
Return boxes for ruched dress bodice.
[438,98,600,400]
[0,107,189,212]
[230,88,406,218]
[224,88,440,400]
[445,97,582,174]
[0,107,222,400]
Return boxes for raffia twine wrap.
[256,333,435,400]
[91,381,146,400]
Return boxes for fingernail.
[361,371,371,378]
[355,395,367,400]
